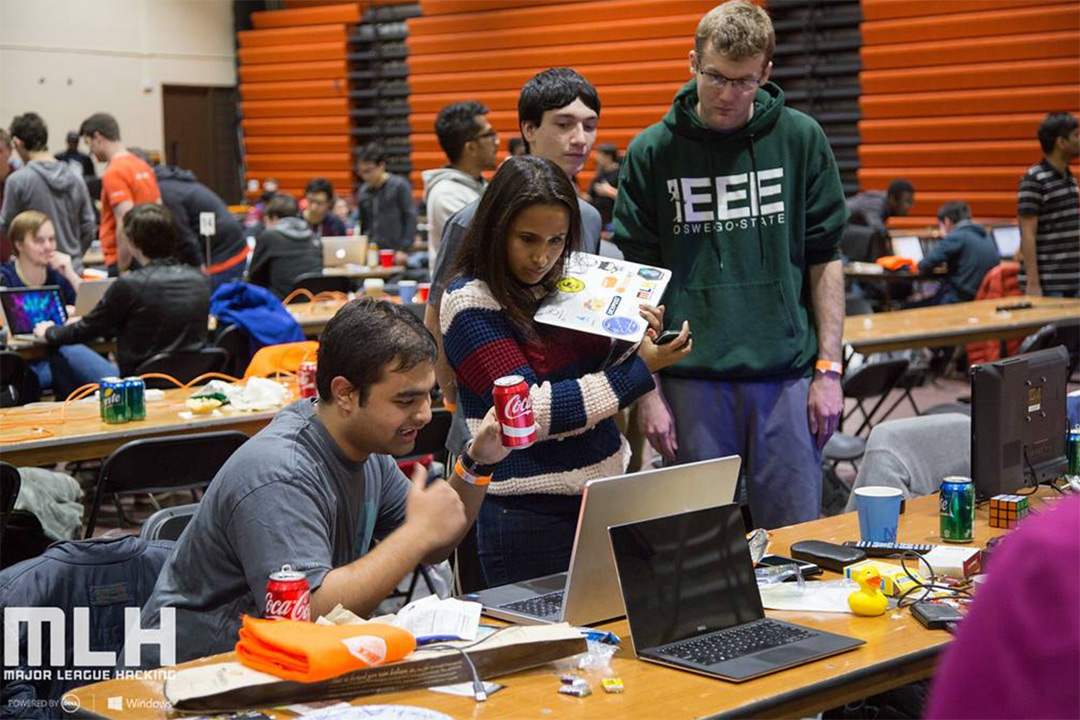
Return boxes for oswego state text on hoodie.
[614,79,847,380]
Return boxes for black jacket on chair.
[45,259,210,375]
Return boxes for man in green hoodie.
[613,0,847,529]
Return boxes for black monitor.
[970,346,1069,499]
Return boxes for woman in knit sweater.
[440,156,691,585]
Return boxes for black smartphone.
[757,554,823,579]
[654,329,693,346]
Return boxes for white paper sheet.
[391,595,482,641]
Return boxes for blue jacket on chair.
[210,282,306,359]
[0,536,173,718]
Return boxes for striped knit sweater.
[441,276,654,495]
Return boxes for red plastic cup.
[379,249,395,268]
[416,283,431,304]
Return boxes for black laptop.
[608,504,864,682]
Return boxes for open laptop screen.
[0,286,66,335]
[992,226,1021,258]
[609,504,764,651]
[891,236,923,263]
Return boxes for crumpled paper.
[191,377,291,412]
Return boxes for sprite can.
[98,377,129,424]
[123,377,146,421]
[940,476,975,543]
[1067,427,1080,477]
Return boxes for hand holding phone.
[655,329,693,347]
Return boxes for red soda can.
[298,361,317,399]
[493,375,537,448]
[265,564,311,621]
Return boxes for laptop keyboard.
[497,590,565,619]
[657,619,815,666]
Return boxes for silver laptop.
[467,456,741,626]
[0,286,67,341]
[891,235,924,263]
[610,504,864,682]
[992,226,1021,258]
[321,236,366,267]
[73,278,115,317]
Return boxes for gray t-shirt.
[428,195,602,309]
[137,400,409,666]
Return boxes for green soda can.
[123,377,146,421]
[1067,427,1080,476]
[98,377,129,424]
[940,476,975,543]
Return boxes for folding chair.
[84,431,248,537]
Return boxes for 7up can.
[940,476,974,543]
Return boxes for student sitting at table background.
[247,194,323,300]
[440,155,691,586]
[908,201,999,307]
[2,210,117,397]
[34,203,210,376]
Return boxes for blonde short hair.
[696,1,775,66]
[8,210,50,256]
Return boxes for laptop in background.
[609,504,864,682]
[992,226,1021,259]
[470,456,742,626]
[321,236,367,268]
[73,278,116,317]
[891,236,924,263]
[0,287,67,341]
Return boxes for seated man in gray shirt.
[423,69,604,455]
[135,300,508,667]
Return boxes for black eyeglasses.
[693,62,763,94]
[470,129,499,142]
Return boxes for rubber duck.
[848,566,888,616]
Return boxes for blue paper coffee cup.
[398,280,418,304]
[854,486,903,543]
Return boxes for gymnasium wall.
[858,0,1080,226]
[0,0,236,162]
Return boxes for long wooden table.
[67,491,1050,720]
[322,264,405,280]
[843,295,1080,354]
[0,387,286,466]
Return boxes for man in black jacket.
[34,204,210,375]
[247,194,323,299]
[130,150,249,289]
[356,144,417,261]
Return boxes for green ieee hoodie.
[614,80,847,381]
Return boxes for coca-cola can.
[298,361,318,399]
[493,375,537,448]
[265,564,311,621]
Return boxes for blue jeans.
[32,344,119,400]
[476,493,582,587]
[663,376,823,529]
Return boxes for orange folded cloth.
[876,255,917,272]
[235,616,416,683]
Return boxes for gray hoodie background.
[0,160,96,270]
[248,215,323,299]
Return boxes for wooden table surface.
[842,295,1080,354]
[67,491,1052,720]
[322,264,405,280]
[0,387,287,466]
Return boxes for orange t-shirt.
[99,153,161,265]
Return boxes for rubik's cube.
[989,494,1030,529]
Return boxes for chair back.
[841,225,887,263]
[214,324,252,378]
[0,351,41,407]
[1017,324,1059,356]
[140,503,199,542]
[843,358,909,399]
[85,431,248,537]
[134,348,229,388]
[0,461,20,538]
[288,273,351,300]
[245,340,319,379]
[967,261,1023,365]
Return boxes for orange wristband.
[814,359,842,375]
[454,457,491,486]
